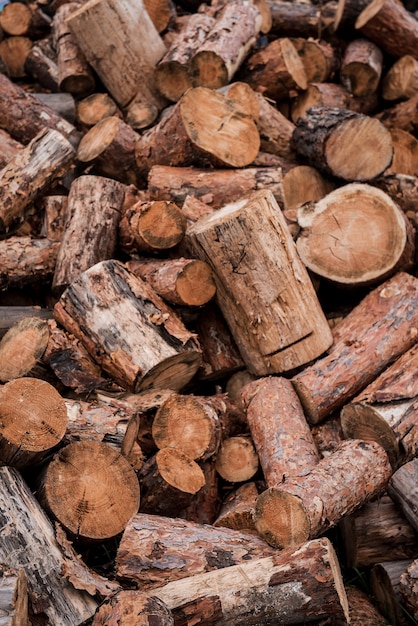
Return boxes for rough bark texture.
[371,560,413,626]
[92,591,174,626]
[388,458,418,535]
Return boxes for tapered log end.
[254,487,310,548]
[136,350,202,393]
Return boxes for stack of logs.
[0,0,417,623]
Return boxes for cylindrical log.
[186,189,333,375]
[0,127,75,232]
[137,447,205,516]
[388,458,418,535]
[340,38,383,96]
[152,537,350,625]
[0,236,59,292]
[291,271,418,423]
[291,37,338,84]
[343,586,390,626]
[52,175,125,294]
[53,260,202,392]
[382,55,418,101]
[0,307,53,340]
[179,458,220,525]
[24,37,59,92]
[269,0,338,38]
[36,440,140,540]
[371,560,413,626]
[213,481,259,533]
[282,164,334,211]
[116,513,276,589]
[241,376,319,487]
[310,414,344,458]
[76,92,121,131]
[375,93,418,134]
[291,105,393,181]
[387,128,418,177]
[254,91,297,161]
[92,592,173,626]
[215,435,259,483]
[254,439,391,548]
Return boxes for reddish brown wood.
[92,592,173,626]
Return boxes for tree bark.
[24,36,59,93]
[254,439,391,548]
[0,566,28,626]
[388,458,418,535]
[399,558,418,622]
[269,0,338,38]
[53,259,202,393]
[92,591,174,626]
[375,93,418,134]
[0,236,59,290]
[343,586,390,626]
[186,189,333,376]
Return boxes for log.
[334,0,370,32]
[291,37,338,84]
[36,440,140,540]
[0,236,59,291]
[295,183,415,288]
[135,87,260,178]
[53,259,202,393]
[340,38,383,97]
[382,55,418,101]
[291,106,393,181]
[375,93,418,134]
[388,458,418,534]
[371,560,413,626]
[282,164,334,211]
[76,92,121,131]
[0,36,32,79]
[52,174,125,294]
[186,189,333,376]
[399,559,418,622]
[291,271,418,423]
[254,91,297,161]
[214,435,259,483]
[0,466,98,624]
[137,447,205,516]
[0,127,75,232]
[116,513,276,589]
[269,0,338,38]
[311,414,344,458]
[40,194,68,241]
[0,566,28,626]
[34,92,76,124]
[241,376,319,487]
[343,586,390,626]
[66,0,166,109]
[0,2,33,36]
[0,377,67,469]
[254,439,391,548]
[373,172,418,214]
[213,481,258,533]
[387,127,418,177]
[92,592,174,626]
[24,37,59,92]
[0,129,23,170]
[0,316,50,382]
[0,307,53,339]
[179,458,220,525]
[339,494,418,568]
[152,537,350,625]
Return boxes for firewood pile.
[0,0,418,623]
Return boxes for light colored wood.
[215,435,259,482]
[282,164,334,210]
[382,55,418,101]
[0,317,49,382]
[340,38,383,96]
[214,481,258,532]
[92,592,173,626]
[387,128,418,176]
[0,567,28,626]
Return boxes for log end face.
[136,350,203,393]
[254,487,310,548]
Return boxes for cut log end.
[132,201,187,251]
[155,447,206,494]
[176,259,217,306]
[0,316,49,382]
[135,350,202,393]
[254,488,310,548]
[215,435,259,483]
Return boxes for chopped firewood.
[382,55,418,101]
[76,92,122,131]
[215,435,259,483]
[213,481,259,532]
[388,458,418,534]
[0,316,50,382]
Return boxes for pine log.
[343,586,390,626]
[254,439,391,549]
[0,466,98,624]
[215,435,259,482]
[116,513,276,589]
[152,537,350,625]
[399,559,418,622]
[355,0,418,60]
[291,271,418,424]
[179,458,220,525]
[375,93,418,134]
[0,2,33,36]
[0,128,74,232]
[241,376,319,487]
[76,92,121,131]
[0,236,59,291]
[189,1,263,90]
[92,592,173,626]
[269,0,338,38]
[0,36,32,79]
[334,0,370,32]
[340,38,383,96]
[186,189,333,376]
[36,440,140,540]
[0,307,53,339]
[119,200,187,255]
[137,447,205,516]
[373,172,418,214]
[0,72,79,146]
[135,87,260,179]
[24,37,59,92]
[40,194,68,241]
[0,566,28,626]
[388,458,418,535]
[282,164,334,211]
[0,316,50,382]
[52,175,125,294]
[0,377,67,469]
[76,116,141,186]
[242,37,307,101]
[54,259,202,392]
[66,0,166,109]
[213,481,258,532]
[291,106,393,181]
[339,494,418,568]
[371,560,413,626]
[254,91,297,160]
[148,164,285,209]
[295,183,414,288]
[382,55,418,101]
[291,37,338,84]
[341,342,418,467]
[311,414,344,458]
[53,3,95,97]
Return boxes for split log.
[388,458,418,534]
[295,183,415,288]
[137,447,205,516]
[340,38,383,97]
[0,237,59,291]
[186,189,333,376]
[355,0,418,60]
[135,87,260,179]
[152,537,350,625]
[0,36,33,79]
[53,259,202,392]
[0,127,75,232]
[148,164,286,210]
[341,342,418,467]
[214,435,259,482]
[52,174,125,294]
[36,440,140,540]
[189,1,263,90]
[66,0,166,110]
[53,3,95,97]
[0,466,98,624]
[382,55,418,101]
[92,592,173,626]
[0,377,67,470]
[291,106,393,181]
[116,513,276,589]
[242,37,307,101]
[339,494,418,568]
[371,560,413,626]
[76,116,141,186]
[0,316,50,382]
[213,481,258,532]
[291,271,418,423]
[119,200,187,255]
[254,439,391,548]
[269,0,338,38]
[241,376,319,487]
[399,559,418,622]
[282,164,334,211]
[375,93,418,134]
[76,92,121,131]
[0,566,28,626]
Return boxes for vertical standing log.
[186,189,333,375]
